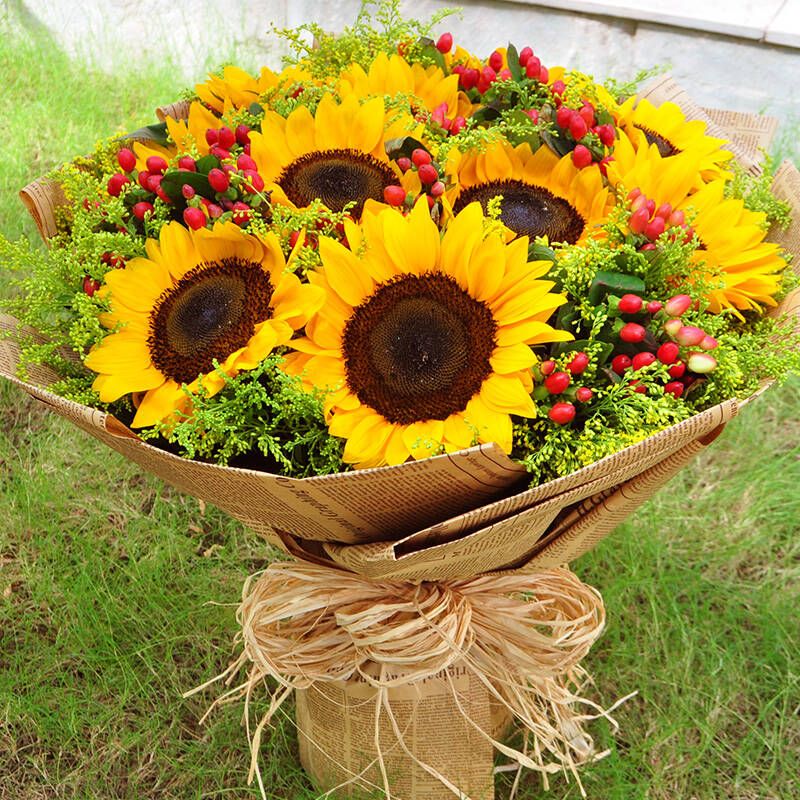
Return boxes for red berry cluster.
[450,41,549,95]
[384,148,445,211]
[627,188,694,246]
[429,101,467,136]
[553,101,616,170]
[538,351,594,425]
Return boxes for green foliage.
[725,155,792,229]
[603,64,670,102]
[140,354,345,477]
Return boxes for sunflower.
[196,64,313,114]
[444,140,613,246]
[615,96,732,183]
[284,199,571,469]
[84,221,324,427]
[248,92,419,218]
[607,134,785,314]
[337,52,472,120]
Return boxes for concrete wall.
[9,0,800,129]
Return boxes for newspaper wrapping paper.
[187,561,609,800]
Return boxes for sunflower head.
[84,221,324,427]
[284,199,571,468]
[196,64,313,114]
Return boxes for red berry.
[575,387,593,403]
[668,361,686,379]
[235,124,251,145]
[436,32,453,52]
[569,114,588,140]
[411,148,431,167]
[147,174,163,193]
[397,156,412,171]
[538,65,549,83]
[687,352,717,374]
[618,294,643,314]
[544,371,570,394]
[117,148,136,172]
[383,185,406,206]
[481,65,497,85]
[524,53,543,81]
[551,79,566,95]
[644,216,665,241]
[461,68,479,90]
[657,341,680,364]
[630,207,650,234]
[137,170,151,190]
[518,46,533,65]
[524,109,539,123]
[645,199,656,217]
[549,402,576,424]
[597,124,616,147]
[418,163,438,184]
[640,243,657,251]
[497,68,511,81]
[232,201,251,225]
[664,294,692,316]
[700,335,718,351]
[663,381,683,398]
[288,230,301,249]
[556,106,573,129]
[663,318,683,338]
[667,209,686,227]
[628,380,647,394]
[450,116,466,135]
[579,104,595,128]
[654,203,672,220]
[675,326,705,347]
[208,168,230,193]
[106,173,130,197]
[205,128,219,145]
[646,300,662,314]
[611,354,632,374]
[243,170,265,192]
[132,201,154,220]
[567,352,589,374]
[540,360,556,376]
[83,276,100,296]
[146,156,167,174]
[426,194,436,209]
[620,322,646,343]
[178,156,196,171]
[217,126,235,150]
[181,184,195,199]
[183,206,206,230]
[206,203,223,219]
[632,351,656,371]
[237,154,258,172]
[488,51,503,71]
[430,180,445,197]
[572,145,592,169]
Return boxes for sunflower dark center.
[148,257,274,384]
[342,273,497,425]
[634,124,679,157]
[454,179,585,244]
[278,148,397,218]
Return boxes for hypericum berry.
[209,145,232,161]
[106,173,130,197]
[567,352,590,374]
[524,108,539,123]
[498,68,512,81]
[137,170,151,190]
[597,124,615,147]
[411,148,431,167]
[426,194,436,209]
[397,156,412,171]
[146,156,168,175]
[450,116,467,136]
[675,326,705,346]
[480,65,497,86]
[657,341,680,364]
[178,156,196,171]
[628,188,642,202]
[237,154,258,172]
[243,170,265,192]
[132,201,154,220]
[640,243,657,251]
[117,148,136,172]
[618,294,643,314]
[630,207,650,234]
[205,128,219,145]
[664,381,684,398]
[208,168,230,193]
[551,79,566,95]
[572,145,592,169]
[544,371,571,394]
[540,359,556,376]
[549,402,576,424]
[383,185,406,206]
[620,322,646,343]
[700,335,718,351]
[628,380,647,394]
[183,206,206,230]
[147,174,163,193]
[206,203,223,219]
[430,180,445,197]
[232,201,251,225]
[687,352,717,373]
[632,351,656,371]
[611,354,632,374]
[518,46,533,65]
[645,199,656,217]
[556,106,573,129]
[579,104,595,128]
[663,318,683,338]
[235,124,251,145]
[217,126,235,150]
[646,300,663,314]
[667,209,686,227]
[418,163,438,184]
[524,55,542,80]
[569,114,588,140]
[644,216,665,240]
[664,294,692,316]
[668,360,686,379]
[181,184,195,199]
[488,50,503,71]
[436,32,453,53]
[461,68,479,90]
[654,202,672,220]
[83,276,100,296]
[538,65,549,83]
[575,387,593,403]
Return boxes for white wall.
[12,0,800,128]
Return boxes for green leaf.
[194,154,220,174]
[419,43,447,72]
[116,122,169,144]
[470,106,502,125]
[506,43,522,81]
[588,270,646,305]
[249,102,264,116]
[384,136,428,160]
[527,241,557,264]
[541,128,573,158]
[160,170,212,202]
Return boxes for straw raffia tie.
[188,561,621,799]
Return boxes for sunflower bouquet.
[2,2,800,797]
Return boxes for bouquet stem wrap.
[191,562,617,799]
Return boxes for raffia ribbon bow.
[188,562,623,799]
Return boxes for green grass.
[1,15,799,800]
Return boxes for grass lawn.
[1,15,799,800]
